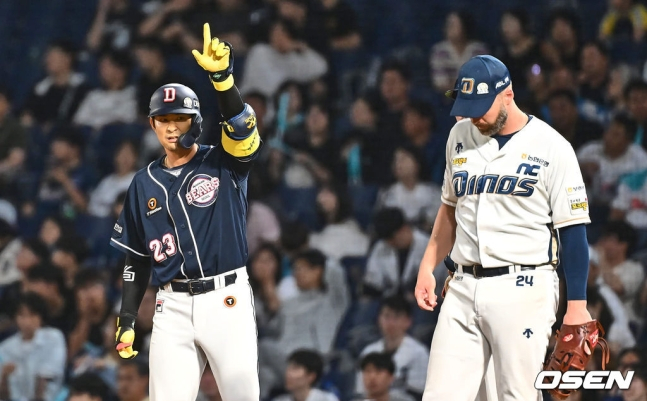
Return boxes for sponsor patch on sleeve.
[568,195,589,215]
[113,223,123,237]
[565,185,586,195]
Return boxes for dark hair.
[272,18,304,42]
[406,99,436,131]
[582,40,609,59]
[448,10,478,41]
[600,220,637,254]
[360,352,395,374]
[21,238,51,264]
[0,219,16,238]
[374,207,406,240]
[502,8,532,36]
[379,58,411,82]
[54,236,90,264]
[292,248,327,270]
[120,359,149,377]
[116,139,139,156]
[547,89,577,106]
[48,39,78,66]
[273,80,308,114]
[624,78,647,99]
[287,349,324,384]
[26,264,65,293]
[133,37,164,54]
[280,220,311,253]
[380,295,412,317]
[68,373,110,400]
[244,91,268,107]
[395,142,429,180]
[51,125,86,151]
[74,268,105,291]
[14,292,49,321]
[316,183,353,224]
[100,50,133,72]
[618,346,645,365]
[610,112,638,139]
[248,242,284,291]
[356,91,381,115]
[547,7,582,42]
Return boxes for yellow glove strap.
[212,75,234,91]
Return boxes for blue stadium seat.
[340,256,368,301]
[348,184,379,230]
[88,123,145,177]
[278,185,320,230]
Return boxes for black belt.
[460,264,538,278]
[168,272,237,295]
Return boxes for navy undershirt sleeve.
[558,223,589,300]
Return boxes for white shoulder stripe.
[111,238,149,257]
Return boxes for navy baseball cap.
[446,55,511,118]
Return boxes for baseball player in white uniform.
[415,55,593,401]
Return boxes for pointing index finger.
[203,23,211,55]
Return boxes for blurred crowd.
[1,0,647,400]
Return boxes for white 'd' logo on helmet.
[477,83,489,94]
[186,174,220,207]
[183,97,193,108]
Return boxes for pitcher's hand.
[415,268,438,311]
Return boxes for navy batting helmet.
[149,83,203,148]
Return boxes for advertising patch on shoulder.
[568,195,589,215]
[566,185,586,195]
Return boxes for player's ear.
[503,85,514,105]
[149,117,156,131]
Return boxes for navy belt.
[459,264,537,278]
[168,272,237,295]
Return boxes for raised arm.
[192,23,261,162]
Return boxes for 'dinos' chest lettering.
[452,162,543,198]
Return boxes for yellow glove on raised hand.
[115,317,138,359]
[191,23,234,91]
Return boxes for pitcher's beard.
[476,107,508,137]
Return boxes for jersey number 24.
[149,233,177,262]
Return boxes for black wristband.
[208,41,234,83]
[118,314,136,328]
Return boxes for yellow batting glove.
[191,23,234,91]
[115,317,138,359]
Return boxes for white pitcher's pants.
[423,269,559,401]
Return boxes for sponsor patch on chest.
[185,174,220,207]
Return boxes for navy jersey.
[110,144,255,285]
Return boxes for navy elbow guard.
[220,103,261,158]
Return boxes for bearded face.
[472,100,508,137]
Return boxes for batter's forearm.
[420,203,457,272]
[120,255,152,321]
[216,84,245,120]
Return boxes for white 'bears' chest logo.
[185,174,220,207]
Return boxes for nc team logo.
[186,174,220,207]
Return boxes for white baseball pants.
[149,267,259,401]
[423,268,559,401]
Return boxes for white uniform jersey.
[442,117,590,268]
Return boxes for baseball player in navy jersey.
[415,55,594,401]
[110,23,261,401]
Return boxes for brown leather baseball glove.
[542,320,610,400]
